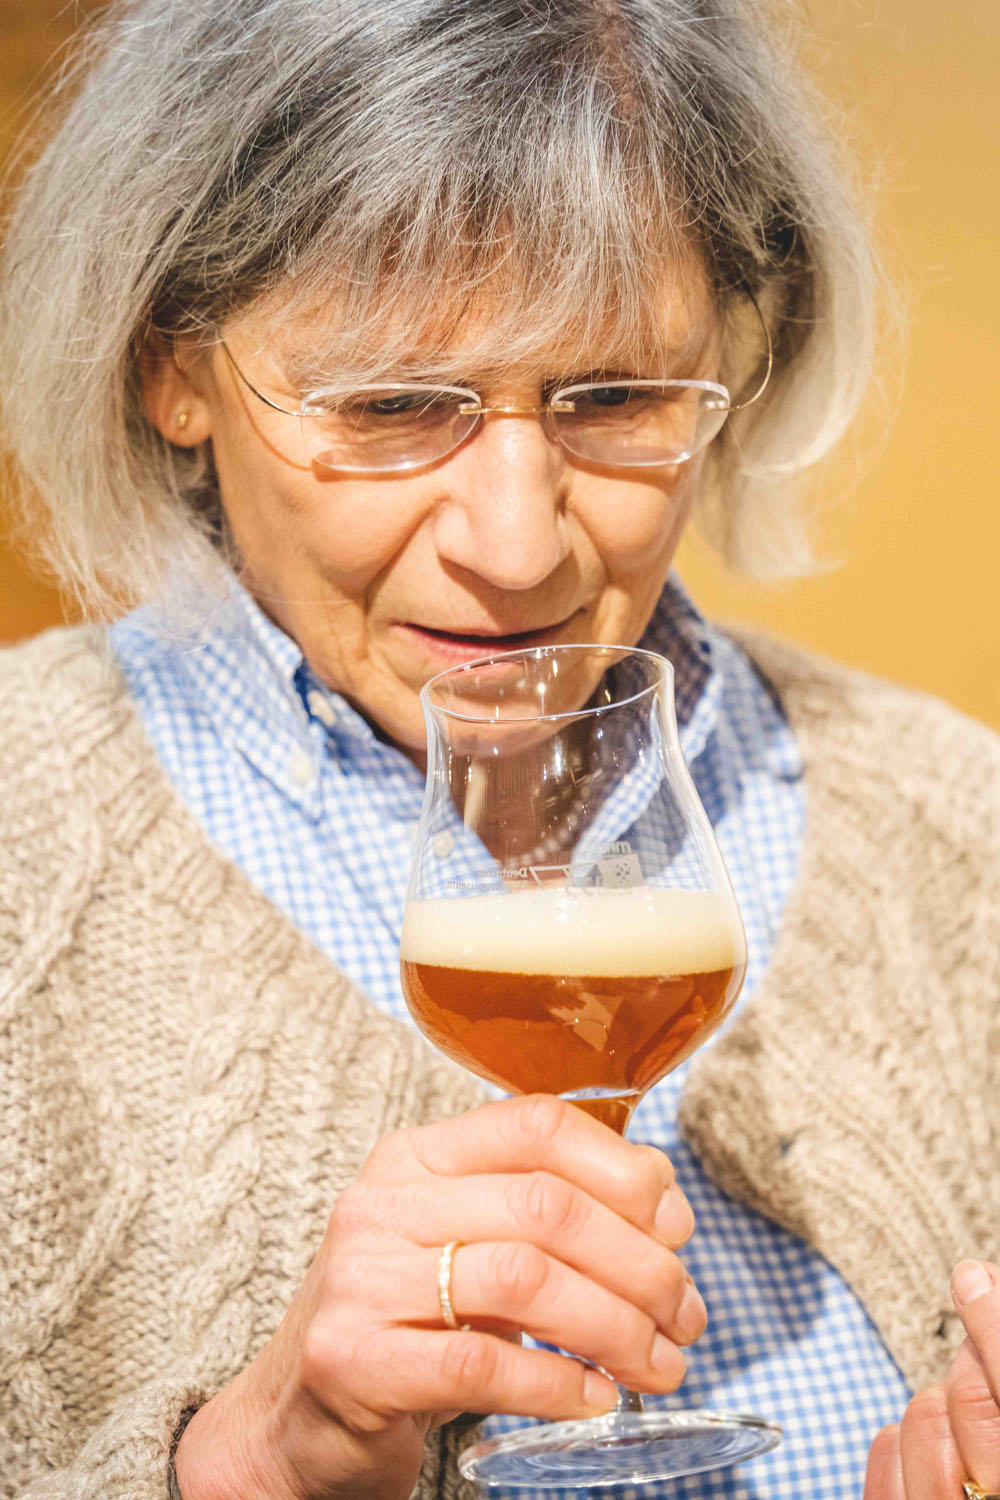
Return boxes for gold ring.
[962,1482,1000,1499]
[437,1241,470,1331]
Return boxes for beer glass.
[400,644,781,1487]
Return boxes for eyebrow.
[282,352,338,390]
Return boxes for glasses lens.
[301,387,478,474]
[553,383,730,467]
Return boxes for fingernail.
[582,1368,618,1413]
[951,1260,994,1309]
[673,1281,708,1344]
[655,1186,694,1244]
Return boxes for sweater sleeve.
[10,1384,479,1500]
[10,1377,214,1500]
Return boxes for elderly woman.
[1,1,998,1498]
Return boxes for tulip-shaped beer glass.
[401,644,781,1488]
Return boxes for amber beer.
[401,887,745,1133]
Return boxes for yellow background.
[2,0,998,728]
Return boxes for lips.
[417,624,560,646]
[399,613,581,664]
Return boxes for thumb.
[951,1261,1000,1405]
[946,1262,1000,1495]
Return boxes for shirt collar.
[166,570,726,809]
[641,577,804,783]
[638,573,723,765]
[170,582,328,818]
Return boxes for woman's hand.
[174,1094,703,1500]
[865,1261,1000,1498]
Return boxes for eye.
[365,391,439,416]
[585,384,638,407]
[307,388,461,426]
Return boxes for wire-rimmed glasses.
[220,299,772,475]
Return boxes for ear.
[140,333,213,447]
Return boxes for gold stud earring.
[176,411,190,430]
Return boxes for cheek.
[296,489,426,588]
[218,448,426,593]
[579,471,694,574]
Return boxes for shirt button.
[433,831,454,858]
[308,691,337,728]
[290,752,314,788]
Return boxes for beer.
[401,887,745,1133]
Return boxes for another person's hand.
[174,1094,703,1500]
[865,1260,1000,1498]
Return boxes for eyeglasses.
[220,303,772,476]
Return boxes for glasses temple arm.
[219,341,304,416]
[725,289,774,413]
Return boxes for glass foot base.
[458,1408,782,1489]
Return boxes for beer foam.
[401,887,745,976]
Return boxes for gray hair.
[0,0,880,616]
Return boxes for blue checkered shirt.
[110,577,910,1497]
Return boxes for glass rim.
[420,641,673,726]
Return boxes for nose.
[430,410,572,591]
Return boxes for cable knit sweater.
[1,625,998,1500]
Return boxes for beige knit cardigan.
[1,626,998,1500]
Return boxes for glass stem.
[616,1385,644,1414]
